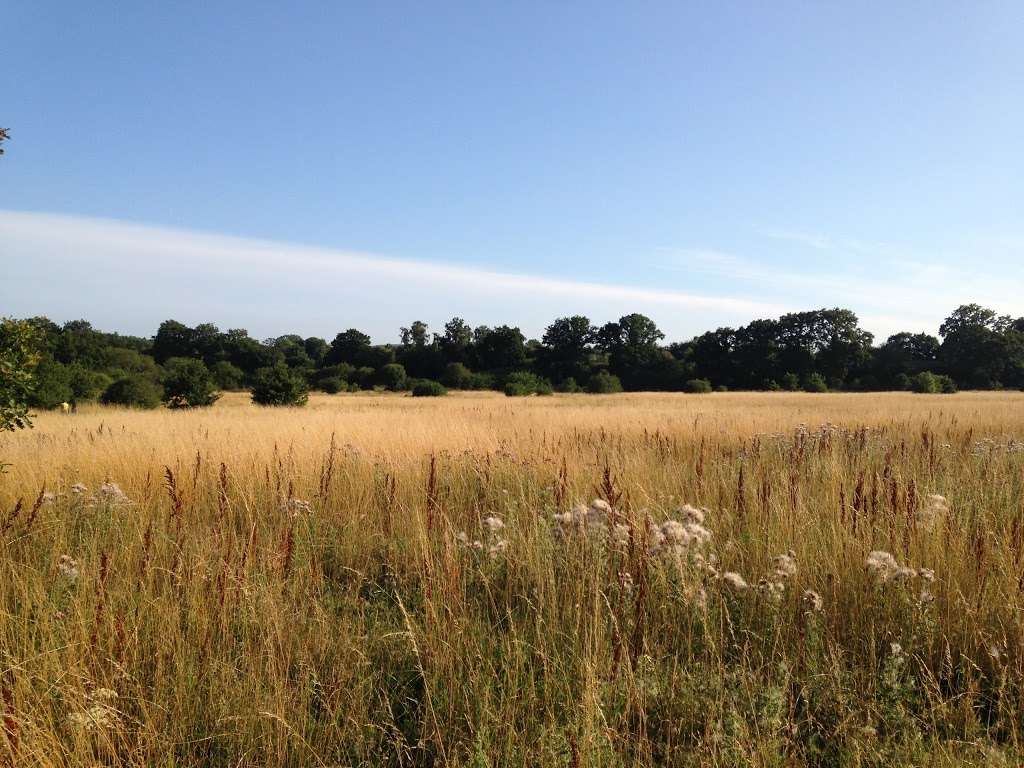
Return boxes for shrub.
[318,377,345,394]
[504,371,553,397]
[714,385,729,393]
[894,373,912,391]
[210,361,245,390]
[411,380,447,397]
[557,377,581,393]
[251,364,308,406]
[585,371,623,394]
[441,362,473,389]
[100,376,162,409]
[802,373,828,393]
[911,372,940,394]
[914,372,957,394]
[781,372,801,391]
[684,378,712,394]
[377,363,408,391]
[353,366,376,389]
[28,359,72,408]
[466,371,496,390]
[312,363,356,388]
[69,365,112,401]
[162,358,220,408]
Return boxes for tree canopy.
[2,304,1020,416]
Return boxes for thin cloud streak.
[660,242,1024,340]
[0,210,786,341]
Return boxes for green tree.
[162,357,220,408]
[210,361,245,390]
[685,378,712,394]
[28,358,73,408]
[251,364,309,406]
[938,304,1013,388]
[597,314,665,389]
[437,317,473,364]
[803,373,829,393]
[101,376,162,409]
[474,326,527,371]
[539,315,596,383]
[68,365,111,400]
[585,371,623,394]
[503,371,553,397]
[0,318,42,431]
[326,329,373,367]
[411,380,447,397]
[377,363,408,391]
[152,320,196,363]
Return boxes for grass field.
[2,391,1024,767]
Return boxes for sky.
[2,2,1023,343]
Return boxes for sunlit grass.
[1,391,1023,766]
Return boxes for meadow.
[2,391,1024,767]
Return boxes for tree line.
[2,303,1023,412]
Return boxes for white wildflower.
[721,572,748,591]
[758,578,786,603]
[802,589,824,613]
[917,494,949,531]
[865,550,899,583]
[70,483,88,495]
[482,515,505,533]
[612,523,631,546]
[95,482,130,506]
[285,498,312,517]
[57,554,80,582]
[772,551,798,580]
[678,504,705,525]
[660,520,689,546]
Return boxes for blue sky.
[2,2,1023,342]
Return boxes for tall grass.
[1,391,1023,766]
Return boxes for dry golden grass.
[1,391,1023,766]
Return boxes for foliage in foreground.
[0,317,41,431]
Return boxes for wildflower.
[919,568,935,582]
[917,494,949,531]
[612,523,631,546]
[865,550,899,583]
[684,521,712,546]
[758,577,786,603]
[41,491,58,505]
[771,551,798,580]
[94,482,130,506]
[721,572,748,591]
[284,498,312,517]
[482,515,504,533]
[678,504,705,525]
[802,589,824,613]
[70,483,88,495]
[57,555,80,582]
[892,566,918,583]
[68,688,121,732]
[660,520,689,545]
[586,499,611,526]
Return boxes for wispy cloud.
[0,210,786,342]
[659,239,1024,339]
[762,228,833,251]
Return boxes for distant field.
[2,391,1024,766]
